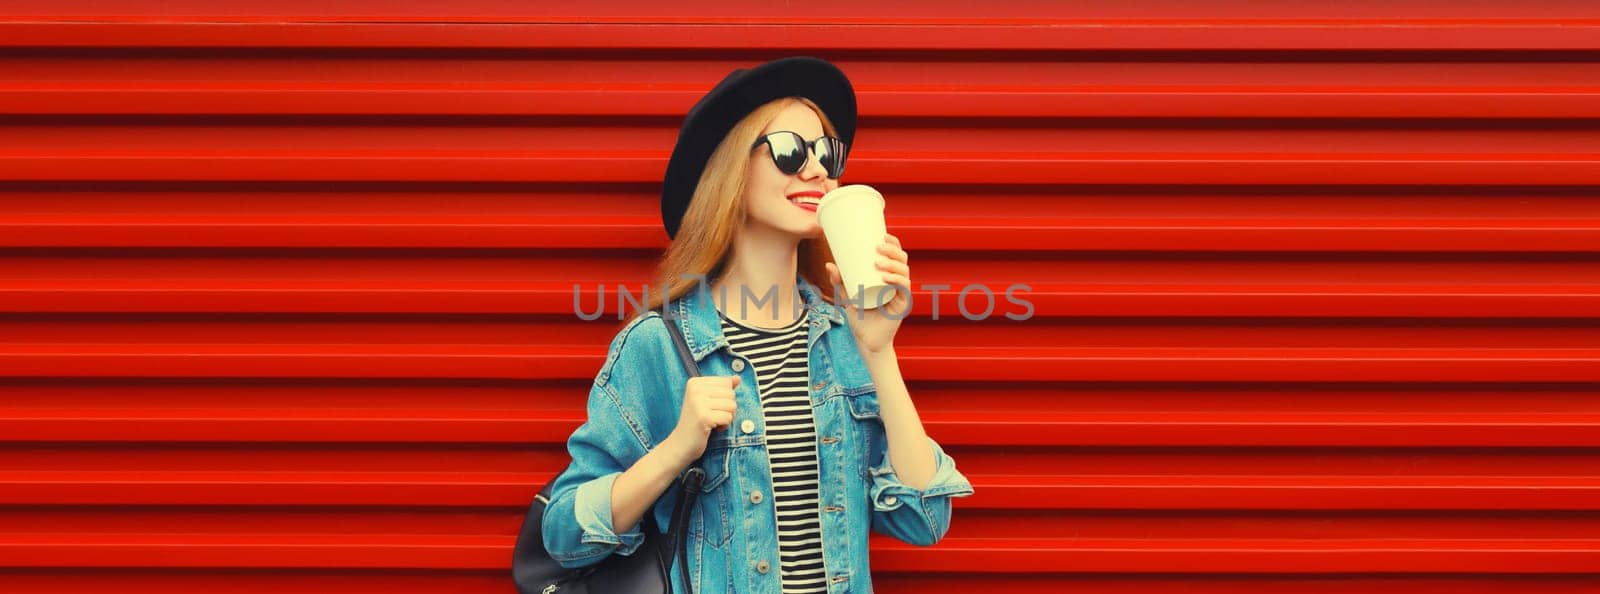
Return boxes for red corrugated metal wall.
[3,1,1600,592]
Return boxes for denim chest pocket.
[843,387,884,481]
[843,385,880,418]
[837,350,880,421]
[686,438,734,549]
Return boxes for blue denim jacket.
[541,272,975,593]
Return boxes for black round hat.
[660,56,857,239]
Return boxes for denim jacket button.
[749,490,763,504]
[756,560,771,574]
[731,359,746,372]
[884,495,898,506]
[740,419,756,434]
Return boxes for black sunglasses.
[751,131,847,179]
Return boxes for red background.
[3,1,1600,592]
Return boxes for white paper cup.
[817,184,894,309]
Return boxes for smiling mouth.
[789,196,821,208]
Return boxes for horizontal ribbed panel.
[4,1,1600,593]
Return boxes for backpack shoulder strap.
[659,313,706,594]
[661,314,701,378]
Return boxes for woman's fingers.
[877,242,907,263]
[876,258,909,276]
[684,375,743,434]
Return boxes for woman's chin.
[748,210,824,240]
[767,212,822,238]
[794,219,824,239]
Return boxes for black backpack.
[513,317,707,594]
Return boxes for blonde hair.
[634,97,841,325]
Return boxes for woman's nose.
[798,148,828,180]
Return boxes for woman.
[541,56,974,593]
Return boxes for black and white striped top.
[719,310,827,593]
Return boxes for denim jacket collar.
[669,271,844,363]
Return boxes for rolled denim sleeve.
[572,469,646,554]
[869,435,974,546]
[541,378,654,568]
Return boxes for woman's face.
[742,103,839,239]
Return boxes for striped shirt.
[719,310,828,593]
